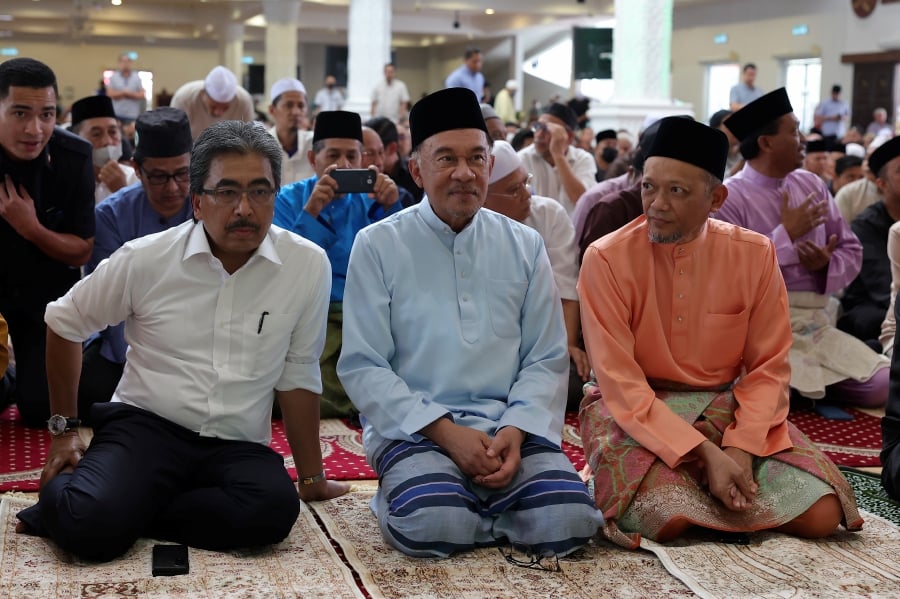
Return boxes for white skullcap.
[204,66,238,103]
[270,77,307,103]
[869,132,893,155]
[505,79,518,90]
[489,140,523,184]
[845,142,865,158]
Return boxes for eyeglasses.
[362,149,384,159]
[498,545,562,572]
[201,186,276,207]
[489,173,533,199]
[141,168,190,186]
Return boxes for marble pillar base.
[586,99,695,137]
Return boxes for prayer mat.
[310,489,695,598]
[787,408,882,467]
[313,489,900,599]
[0,493,365,599]
[841,466,900,526]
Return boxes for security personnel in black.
[0,58,95,427]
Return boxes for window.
[705,62,739,117]
[784,58,821,132]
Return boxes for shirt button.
[678,293,684,299]
[678,248,685,255]
[679,269,685,275]
[456,249,462,255]
[462,295,469,302]
[677,316,683,322]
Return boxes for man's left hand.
[569,346,591,381]
[0,175,40,240]
[478,426,526,489]
[297,478,350,502]
[796,234,837,272]
[370,170,399,208]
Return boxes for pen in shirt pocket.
[257,311,269,334]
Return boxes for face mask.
[601,147,618,163]
[92,144,122,167]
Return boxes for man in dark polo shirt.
[0,57,94,427]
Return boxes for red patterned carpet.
[0,406,879,491]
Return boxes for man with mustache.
[16,120,349,562]
[0,57,95,427]
[579,115,860,547]
[274,111,400,419]
[338,88,602,558]
[716,88,887,411]
[76,107,194,420]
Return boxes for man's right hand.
[303,165,340,218]
[40,432,86,489]
[781,191,828,242]
[693,440,757,511]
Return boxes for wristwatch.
[47,414,81,436]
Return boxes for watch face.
[852,0,876,17]
[47,414,67,435]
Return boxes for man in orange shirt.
[578,116,861,547]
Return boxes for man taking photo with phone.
[274,111,400,420]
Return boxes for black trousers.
[0,301,49,427]
[17,402,300,562]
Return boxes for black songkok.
[70,95,116,127]
[594,129,617,144]
[409,88,487,151]
[724,87,793,142]
[313,110,363,144]
[543,102,578,131]
[133,107,193,161]
[868,136,900,177]
[643,116,729,180]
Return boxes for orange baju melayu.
[578,216,862,547]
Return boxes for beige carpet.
[0,493,364,599]
[311,489,900,599]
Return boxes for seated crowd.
[1,53,899,566]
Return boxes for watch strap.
[299,471,326,486]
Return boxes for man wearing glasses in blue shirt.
[77,107,195,418]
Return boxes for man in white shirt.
[16,121,348,562]
[517,102,597,216]
[370,63,410,123]
[313,75,344,114]
[267,77,314,185]
[69,95,138,204]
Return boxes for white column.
[263,0,301,96]
[219,23,244,79]
[512,33,525,114]
[588,0,692,135]
[345,0,391,118]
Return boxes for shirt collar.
[740,161,784,189]
[183,221,283,266]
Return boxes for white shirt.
[314,87,344,112]
[45,221,331,444]
[518,145,597,217]
[371,79,410,123]
[523,194,579,300]
[267,126,314,186]
[95,163,139,204]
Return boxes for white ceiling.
[0,0,722,48]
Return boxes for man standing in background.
[444,47,485,101]
[106,53,144,125]
[371,63,409,123]
[730,63,764,111]
[815,85,849,143]
[314,75,344,114]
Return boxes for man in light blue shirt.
[274,111,401,418]
[814,85,849,140]
[79,107,194,420]
[337,88,602,559]
[729,63,764,111]
[444,47,485,101]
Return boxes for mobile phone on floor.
[152,543,189,576]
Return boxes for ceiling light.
[485,9,495,15]
[111,0,122,5]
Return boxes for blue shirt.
[273,176,401,302]
[88,182,193,363]
[337,198,569,451]
[444,65,485,101]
